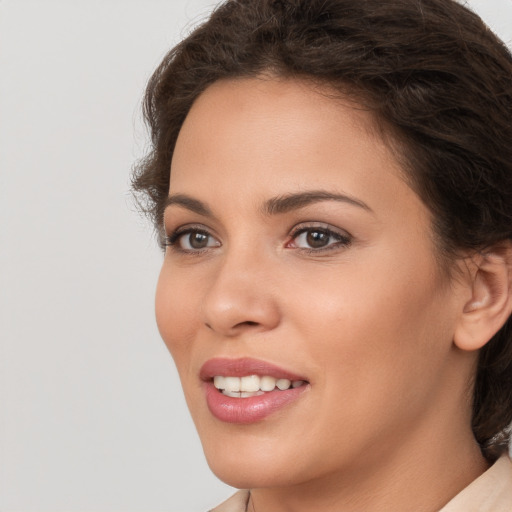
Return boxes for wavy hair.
[132,0,512,457]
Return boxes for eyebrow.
[263,190,372,215]
[163,194,213,217]
[163,190,372,219]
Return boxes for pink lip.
[200,357,307,381]
[200,358,310,424]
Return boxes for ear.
[454,241,512,352]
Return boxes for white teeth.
[240,391,265,398]
[260,376,277,391]
[222,390,241,398]
[213,374,306,396]
[240,375,260,392]
[224,376,240,392]
[213,376,225,390]
[276,378,291,390]
[222,390,265,398]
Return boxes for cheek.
[272,256,456,467]
[287,249,454,398]
[155,264,200,370]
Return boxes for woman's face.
[156,77,468,488]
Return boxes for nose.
[201,249,281,337]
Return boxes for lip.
[200,358,310,424]
[200,357,307,381]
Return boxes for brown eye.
[290,226,351,251]
[305,230,330,248]
[165,228,220,252]
[187,232,210,249]
[179,230,220,250]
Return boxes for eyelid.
[164,224,221,252]
[163,221,352,254]
[287,223,352,251]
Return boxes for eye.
[288,226,351,251]
[165,228,220,252]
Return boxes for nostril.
[235,321,259,328]
[204,320,260,332]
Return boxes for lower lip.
[204,382,309,424]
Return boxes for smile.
[201,358,310,423]
[213,375,306,397]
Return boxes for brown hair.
[132,0,512,457]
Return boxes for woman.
[132,0,512,510]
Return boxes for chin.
[205,448,305,489]
[198,422,310,489]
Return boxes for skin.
[155,77,490,512]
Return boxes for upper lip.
[200,357,308,382]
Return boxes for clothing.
[438,455,512,512]
[210,491,250,512]
[209,455,512,512]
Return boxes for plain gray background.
[1,1,511,511]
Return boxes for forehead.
[175,76,379,149]
[170,77,401,195]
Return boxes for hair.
[132,0,512,458]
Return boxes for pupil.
[306,230,328,248]
[190,232,208,248]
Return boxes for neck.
[248,420,489,512]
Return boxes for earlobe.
[454,242,512,352]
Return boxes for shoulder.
[208,490,250,512]
[440,455,512,512]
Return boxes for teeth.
[213,376,226,390]
[260,376,277,391]
[240,391,265,398]
[222,389,241,398]
[223,390,265,398]
[213,374,306,396]
[240,375,260,392]
[224,376,240,392]
[276,378,291,390]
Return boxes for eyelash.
[164,224,352,254]
[164,225,218,253]
[287,225,352,253]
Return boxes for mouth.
[200,358,310,423]
[213,375,307,397]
